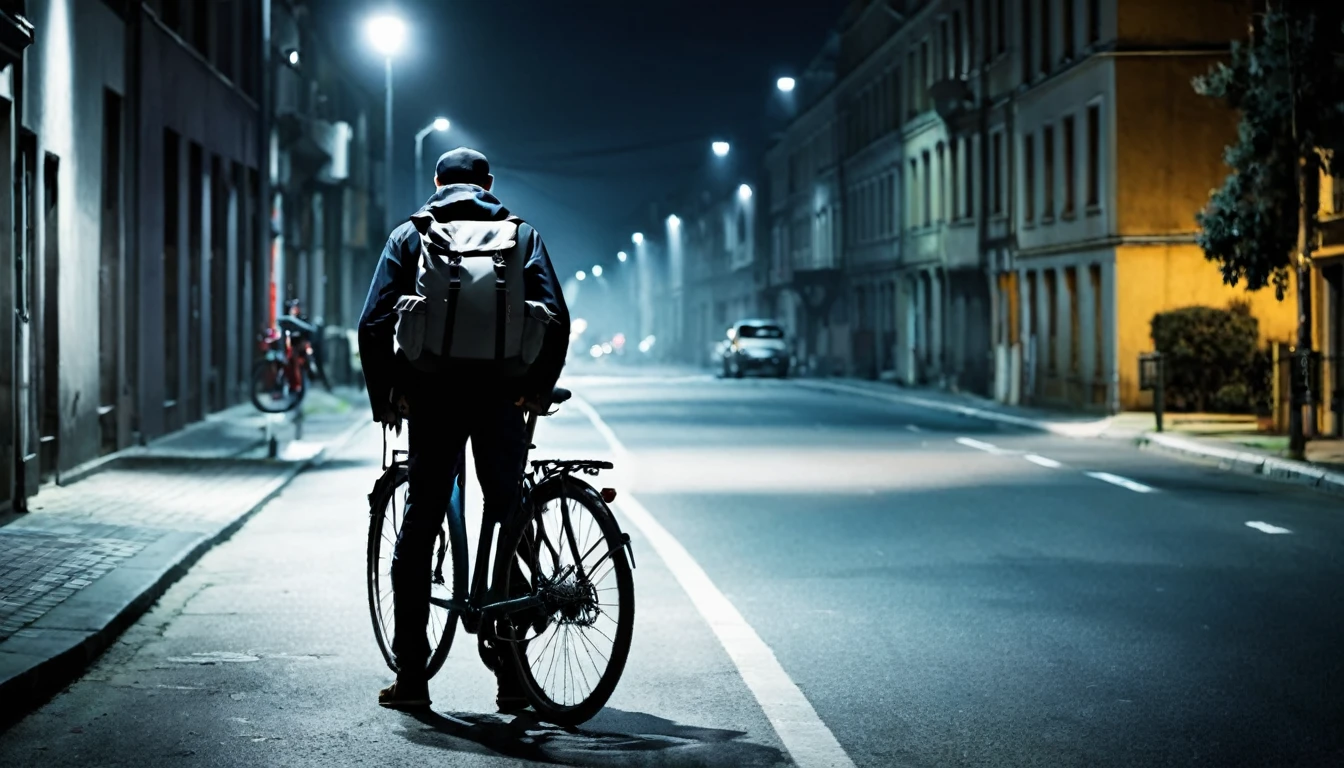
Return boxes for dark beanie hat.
[435,147,491,186]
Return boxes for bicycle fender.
[367,464,407,514]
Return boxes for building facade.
[0,0,382,514]
[752,0,1300,412]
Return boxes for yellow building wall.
[1113,56,1239,237]
[1117,0,1253,47]
[1113,244,1298,409]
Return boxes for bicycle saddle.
[551,386,573,405]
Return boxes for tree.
[1193,1,1344,457]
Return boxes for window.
[941,18,952,78]
[1063,0,1075,59]
[992,131,1004,214]
[1043,124,1055,219]
[982,0,993,60]
[1087,0,1099,44]
[1086,104,1100,208]
[906,51,918,118]
[964,137,975,217]
[1023,132,1036,223]
[922,150,932,227]
[969,0,979,67]
[1062,115,1076,216]
[890,67,902,129]
[950,141,960,219]
[164,128,181,406]
[1044,269,1058,373]
[888,174,897,233]
[920,39,931,108]
[997,0,1007,53]
[953,11,964,76]
[936,143,946,222]
[1021,0,1033,83]
[1089,264,1103,377]
[910,159,920,228]
[1040,0,1051,75]
[1065,267,1080,375]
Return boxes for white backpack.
[394,214,554,376]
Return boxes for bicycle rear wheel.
[366,464,460,679]
[250,359,304,413]
[499,478,634,726]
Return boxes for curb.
[0,417,370,726]
[794,379,1114,438]
[1138,432,1344,497]
[793,378,1344,498]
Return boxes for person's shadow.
[402,707,787,766]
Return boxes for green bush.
[1150,304,1260,412]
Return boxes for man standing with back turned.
[357,148,571,712]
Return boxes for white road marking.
[955,437,1008,454]
[1085,471,1156,493]
[572,395,856,768]
[1024,454,1064,469]
[1245,521,1292,535]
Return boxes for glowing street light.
[711,141,731,158]
[286,49,301,66]
[576,270,587,281]
[592,265,604,278]
[667,214,681,229]
[415,116,452,190]
[365,15,407,56]
[617,251,628,262]
[738,184,753,202]
[777,76,796,93]
[632,232,644,245]
[366,13,408,230]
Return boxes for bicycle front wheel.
[366,464,460,679]
[499,478,635,726]
[250,359,304,413]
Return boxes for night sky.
[314,0,850,276]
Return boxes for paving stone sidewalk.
[0,388,370,723]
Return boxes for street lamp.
[617,251,628,262]
[738,183,753,202]
[592,265,604,278]
[576,270,587,281]
[366,14,407,230]
[415,116,451,190]
[776,76,796,93]
[632,232,644,245]
[667,214,681,229]
[711,141,730,158]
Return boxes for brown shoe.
[378,679,431,709]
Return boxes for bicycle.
[365,386,636,726]
[251,299,330,413]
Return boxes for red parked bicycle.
[251,299,329,413]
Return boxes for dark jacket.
[357,184,571,419]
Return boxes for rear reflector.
[600,488,618,503]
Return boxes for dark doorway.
[40,153,60,481]
[209,154,228,412]
[164,128,181,422]
[187,142,203,422]
[99,89,123,456]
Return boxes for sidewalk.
[0,388,369,724]
[797,377,1344,498]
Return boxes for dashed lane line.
[1085,471,1156,494]
[1245,521,1292,535]
[955,437,1011,455]
[1024,454,1064,469]
[571,395,857,768]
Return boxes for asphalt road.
[2,372,1342,767]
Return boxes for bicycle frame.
[383,404,629,639]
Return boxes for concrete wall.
[21,0,126,475]
[134,13,259,440]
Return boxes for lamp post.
[415,117,451,191]
[366,14,406,231]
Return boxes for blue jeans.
[390,385,526,674]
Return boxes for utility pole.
[1285,2,1316,460]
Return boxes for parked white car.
[719,319,790,378]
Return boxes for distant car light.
[590,345,604,358]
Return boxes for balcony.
[0,6,32,68]
[279,114,351,186]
